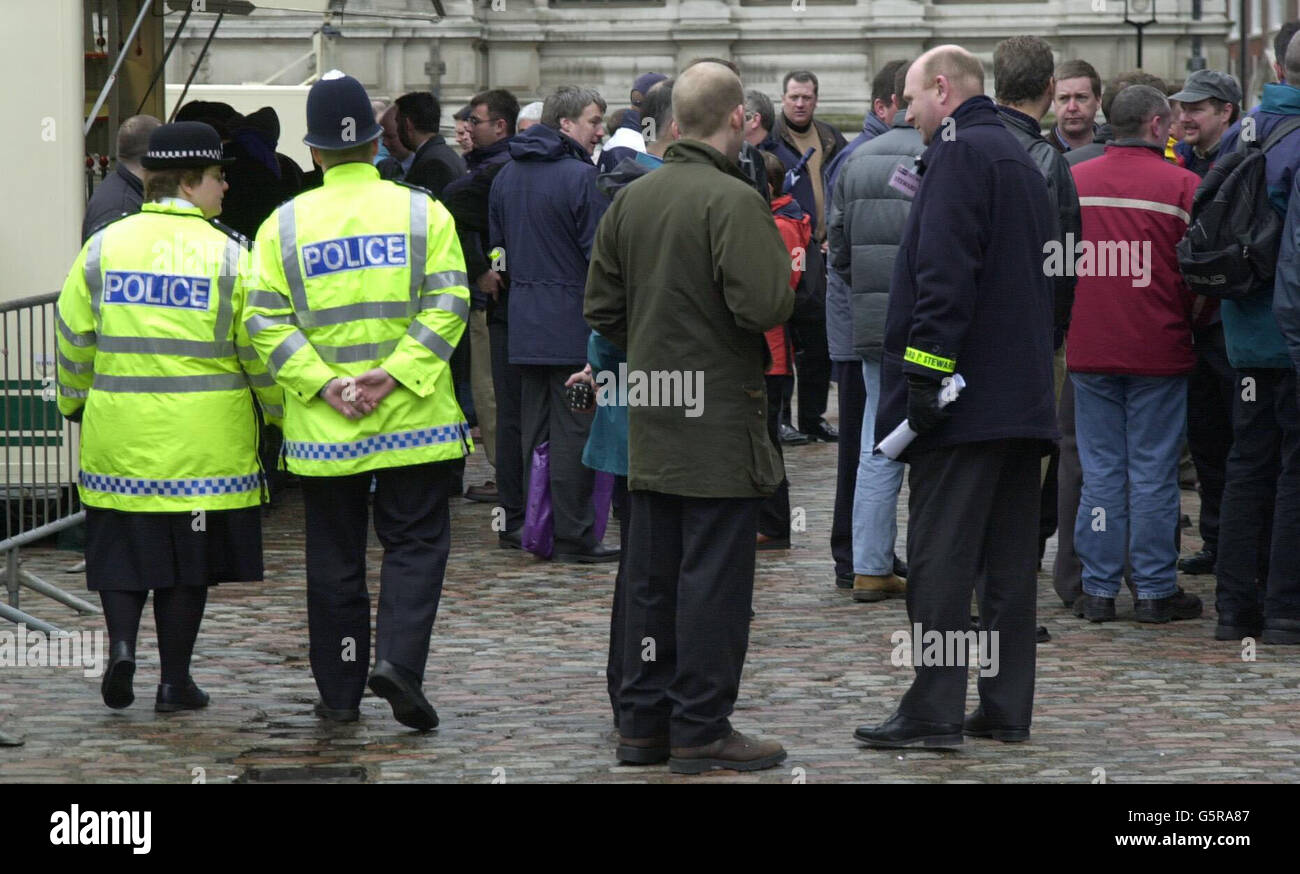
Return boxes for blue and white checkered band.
[145,148,224,162]
[285,423,468,461]
[80,472,261,497]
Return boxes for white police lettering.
[102,271,211,311]
[301,234,408,278]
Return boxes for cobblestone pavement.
[3,400,1299,783]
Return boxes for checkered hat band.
[80,471,261,497]
[146,149,224,161]
[285,423,468,461]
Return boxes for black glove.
[906,374,951,436]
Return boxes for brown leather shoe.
[464,480,498,503]
[669,729,787,774]
[852,573,906,602]
[616,733,670,765]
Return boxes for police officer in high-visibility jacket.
[243,71,471,730]
[56,121,283,713]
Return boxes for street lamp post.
[1124,0,1159,69]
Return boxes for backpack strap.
[1258,115,1300,152]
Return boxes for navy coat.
[489,124,610,365]
[876,96,1058,457]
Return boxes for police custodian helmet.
[140,121,236,169]
[304,69,383,150]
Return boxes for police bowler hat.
[140,122,235,170]
[304,70,383,150]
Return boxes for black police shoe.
[616,733,670,765]
[314,700,360,723]
[1135,588,1203,624]
[155,677,209,712]
[1215,618,1262,640]
[803,421,839,443]
[498,528,523,550]
[778,423,810,445]
[553,543,621,563]
[854,711,963,749]
[368,660,438,731]
[101,641,135,710]
[963,706,1030,743]
[1072,593,1116,623]
[1177,549,1216,575]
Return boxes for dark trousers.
[901,440,1040,728]
[451,323,474,426]
[788,310,831,431]
[759,374,791,538]
[1215,367,1300,625]
[1053,373,1083,605]
[300,461,454,710]
[831,359,865,578]
[489,319,524,532]
[1187,323,1235,553]
[606,475,629,723]
[619,490,760,746]
[520,364,597,549]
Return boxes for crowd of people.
[61,24,1300,774]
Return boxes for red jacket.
[766,194,808,376]
[1066,144,1204,376]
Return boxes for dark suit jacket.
[405,135,467,198]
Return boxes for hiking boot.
[852,573,905,602]
[669,730,787,774]
[1072,592,1116,623]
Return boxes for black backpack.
[1177,115,1300,300]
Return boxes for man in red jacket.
[1066,85,1207,625]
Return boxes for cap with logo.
[304,69,383,150]
[1169,70,1243,106]
[140,121,235,169]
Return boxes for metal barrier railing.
[1,291,98,634]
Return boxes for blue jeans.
[1072,373,1186,599]
[852,359,905,575]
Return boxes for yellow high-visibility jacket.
[56,201,283,512]
[242,161,471,476]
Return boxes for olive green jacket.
[584,139,794,498]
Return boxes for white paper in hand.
[874,374,966,460]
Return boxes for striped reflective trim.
[268,330,309,376]
[420,291,469,322]
[904,346,956,374]
[60,385,89,399]
[298,299,412,328]
[92,372,250,393]
[1078,196,1190,224]
[85,231,105,320]
[80,471,261,497]
[408,191,428,307]
[245,312,295,337]
[407,321,455,361]
[279,203,310,313]
[57,314,97,348]
[247,371,277,388]
[261,403,284,419]
[423,270,468,293]
[236,344,259,361]
[247,289,293,310]
[57,352,93,374]
[285,422,468,461]
[98,336,235,358]
[315,339,399,364]
[213,238,240,343]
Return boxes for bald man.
[854,46,1057,749]
[585,61,794,774]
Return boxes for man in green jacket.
[584,60,795,774]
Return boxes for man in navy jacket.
[855,46,1057,749]
[489,86,617,562]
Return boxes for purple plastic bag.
[522,442,553,558]
[591,471,615,543]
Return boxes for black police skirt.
[84,506,263,592]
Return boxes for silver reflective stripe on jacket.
[406,320,455,361]
[92,372,251,393]
[314,339,400,364]
[279,201,310,313]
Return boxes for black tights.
[99,587,210,686]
